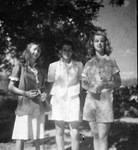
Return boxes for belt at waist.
[90,93,101,100]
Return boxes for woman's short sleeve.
[47,62,56,82]
[9,64,21,81]
[81,61,90,79]
[111,58,120,75]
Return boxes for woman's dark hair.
[87,30,112,56]
[62,40,74,51]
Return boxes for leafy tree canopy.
[0,0,124,72]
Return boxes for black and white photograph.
[0,0,137,150]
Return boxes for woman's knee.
[55,121,65,136]
[69,121,79,140]
[98,123,110,140]
[70,129,79,140]
[56,128,64,136]
[91,130,98,138]
[16,139,24,145]
[98,131,108,140]
[89,122,98,138]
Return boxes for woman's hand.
[81,78,90,91]
[89,81,106,93]
[24,90,39,99]
[40,92,47,102]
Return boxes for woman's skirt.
[12,114,45,140]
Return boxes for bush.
[113,85,138,119]
[0,90,17,142]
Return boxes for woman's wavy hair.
[87,30,112,56]
[19,42,42,65]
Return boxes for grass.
[0,119,138,150]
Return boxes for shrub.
[113,85,138,119]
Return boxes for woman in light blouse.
[47,40,83,150]
[82,30,121,150]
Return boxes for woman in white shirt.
[47,40,83,150]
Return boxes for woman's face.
[61,44,73,61]
[29,44,41,60]
[94,35,105,55]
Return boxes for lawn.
[0,117,138,150]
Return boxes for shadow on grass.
[45,115,55,130]
[109,122,138,150]
[0,121,14,143]
[1,118,138,150]
[0,115,54,143]
[65,121,138,150]
[65,137,94,150]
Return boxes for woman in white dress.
[47,40,83,150]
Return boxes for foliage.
[113,85,138,119]
[0,91,17,141]
[0,0,125,72]
[109,0,125,6]
[0,0,102,70]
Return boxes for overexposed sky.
[93,0,137,79]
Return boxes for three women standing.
[9,30,121,150]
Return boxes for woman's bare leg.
[55,121,65,150]
[89,122,99,150]
[97,123,110,150]
[69,121,80,150]
[15,140,24,150]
